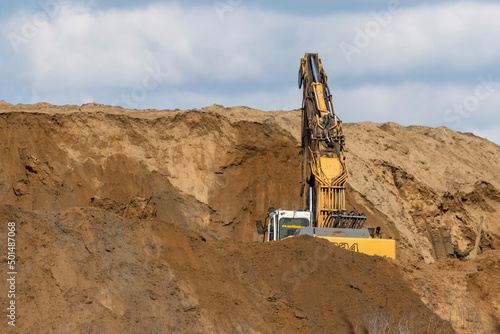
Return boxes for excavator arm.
[298,53,366,228]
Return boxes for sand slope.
[1,101,499,333]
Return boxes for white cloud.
[332,2,500,75]
[13,3,292,90]
[5,1,500,89]
[332,81,500,127]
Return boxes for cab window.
[279,218,309,239]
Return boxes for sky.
[0,0,499,144]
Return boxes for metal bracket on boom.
[323,210,366,229]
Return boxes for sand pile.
[0,101,499,333]
[0,204,451,333]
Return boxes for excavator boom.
[298,53,365,228]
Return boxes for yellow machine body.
[315,236,396,259]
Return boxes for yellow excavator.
[257,53,396,259]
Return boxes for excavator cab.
[265,209,311,241]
